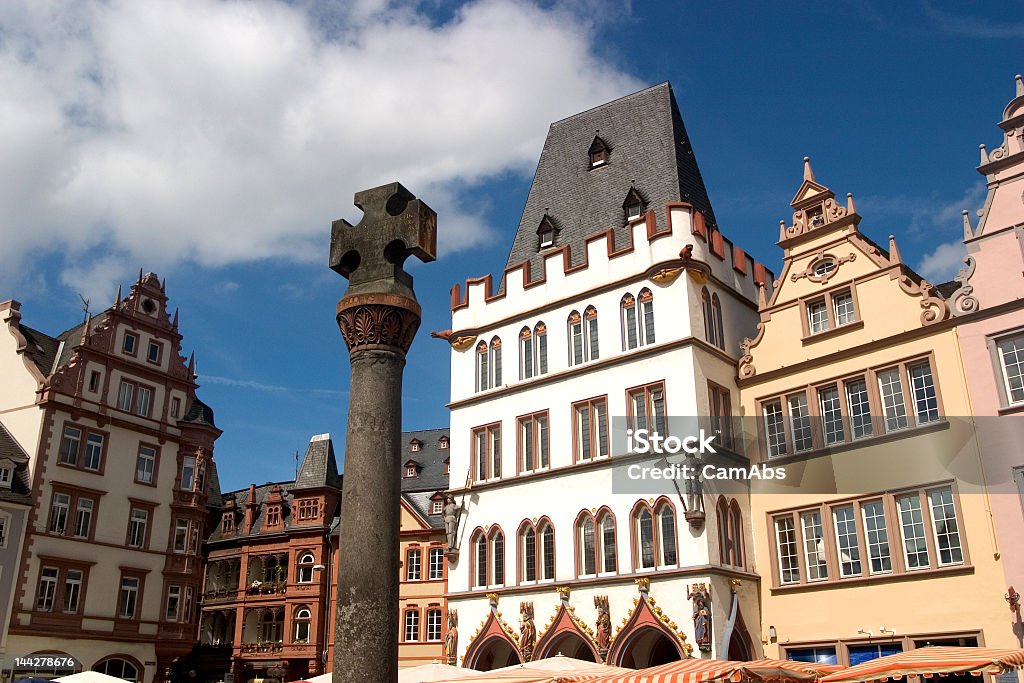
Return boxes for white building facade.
[442,84,771,671]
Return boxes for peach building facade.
[739,161,1014,666]
[950,75,1024,646]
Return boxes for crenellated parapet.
[448,202,772,335]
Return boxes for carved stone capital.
[336,293,422,355]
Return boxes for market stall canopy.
[56,672,131,683]
[436,655,632,682]
[584,657,840,683]
[819,647,1024,683]
[399,663,484,682]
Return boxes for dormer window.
[221,512,234,533]
[622,187,646,222]
[537,214,559,251]
[431,500,443,515]
[266,506,281,527]
[444,458,450,475]
[438,436,449,450]
[588,135,610,167]
[404,460,418,478]
[409,440,421,453]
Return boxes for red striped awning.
[586,658,837,683]
[819,647,1024,683]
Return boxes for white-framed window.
[833,505,862,577]
[878,368,909,432]
[861,500,892,575]
[0,466,12,488]
[117,380,152,417]
[997,334,1024,405]
[896,493,929,570]
[928,487,963,566]
[431,500,443,515]
[818,385,844,444]
[807,299,829,334]
[118,576,140,619]
[127,508,148,549]
[63,569,83,613]
[800,510,827,581]
[428,547,444,579]
[73,498,94,538]
[404,609,420,642]
[406,548,422,581]
[475,337,502,391]
[180,455,196,490]
[294,607,312,642]
[426,608,443,642]
[627,382,666,435]
[136,446,156,484]
[36,567,59,611]
[787,393,813,452]
[472,424,501,482]
[297,552,315,583]
[49,493,70,534]
[775,517,800,584]
[165,585,182,621]
[58,426,82,465]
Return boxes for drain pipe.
[718,580,741,658]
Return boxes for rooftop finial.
[113,284,122,308]
[172,308,179,330]
[846,192,856,214]
[889,234,902,265]
[187,351,196,379]
[962,210,974,240]
[161,277,166,293]
[803,156,815,182]
[80,313,92,346]
[137,268,143,284]
[778,220,787,242]
[980,143,989,165]
[1016,74,1023,97]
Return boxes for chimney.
[245,484,258,532]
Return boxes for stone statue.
[444,610,458,665]
[687,584,712,652]
[329,182,437,683]
[518,602,536,661]
[443,495,459,549]
[594,595,611,655]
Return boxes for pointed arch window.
[621,290,655,351]
[712,293,725,350]
[577,510,617,577]
[520,520,555,584]
[519,327,534,380]
[568,308,600,366]
[519,322,548,379]
[633,500,678,571]
[702,287,725,349]
[475,338,502,391]
[489,528,505,586]
[588,136,610,167]
[471,528,506,588]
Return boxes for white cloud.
[917,239,966,283]
[0,0,641,295]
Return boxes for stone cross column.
[328,182,436,683]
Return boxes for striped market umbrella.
[819,647,1024,683]
[585,658,839,683]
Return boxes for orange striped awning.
[585,658,836,683]
[819,647,1024,683]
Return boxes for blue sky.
[1,0,1021,491]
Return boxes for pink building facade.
[952,74,1024,646]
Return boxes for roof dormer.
[622,186,647,222]
[438,435,449,450]
[588,135,610,168]
[403,459,419,478]
[537,214,560,250]
[409,438,423,453]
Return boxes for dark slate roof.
[400,428,450,494]
[504,82,718,279]
[17,324,61,376]
[182,396,217,428]
[0,421,33,506]
[294,434,341,490]
[403,491,444,530]
[206,460,224,509]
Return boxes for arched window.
[633,500,678,570]
[568,311,585,366]
[95,658,140,683]
[475,341,489,392]
[579,515,597,576]
[535,323,548,375]
[585,306,599,360]
[294,606,311,643]
[729,500,745,568]
[577,509,616,577]
[622,290,655,351]
[259,610,284,643]
[599,512,617,574]
[702,287,715,346]
[520,520,555,584]
[473,531,487,588]
[490,337,502,387]
[489,528,505,586]
[717,498,745,568]
[712,293,725,350]
[297,551,315,583]
[519,327,534,380]
[475,338,502,390]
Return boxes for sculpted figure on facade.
[594,595,612,656]
[518,602,536,661]
[687,583,712,652]
[443,495,459,549]
[444,610,459,665]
